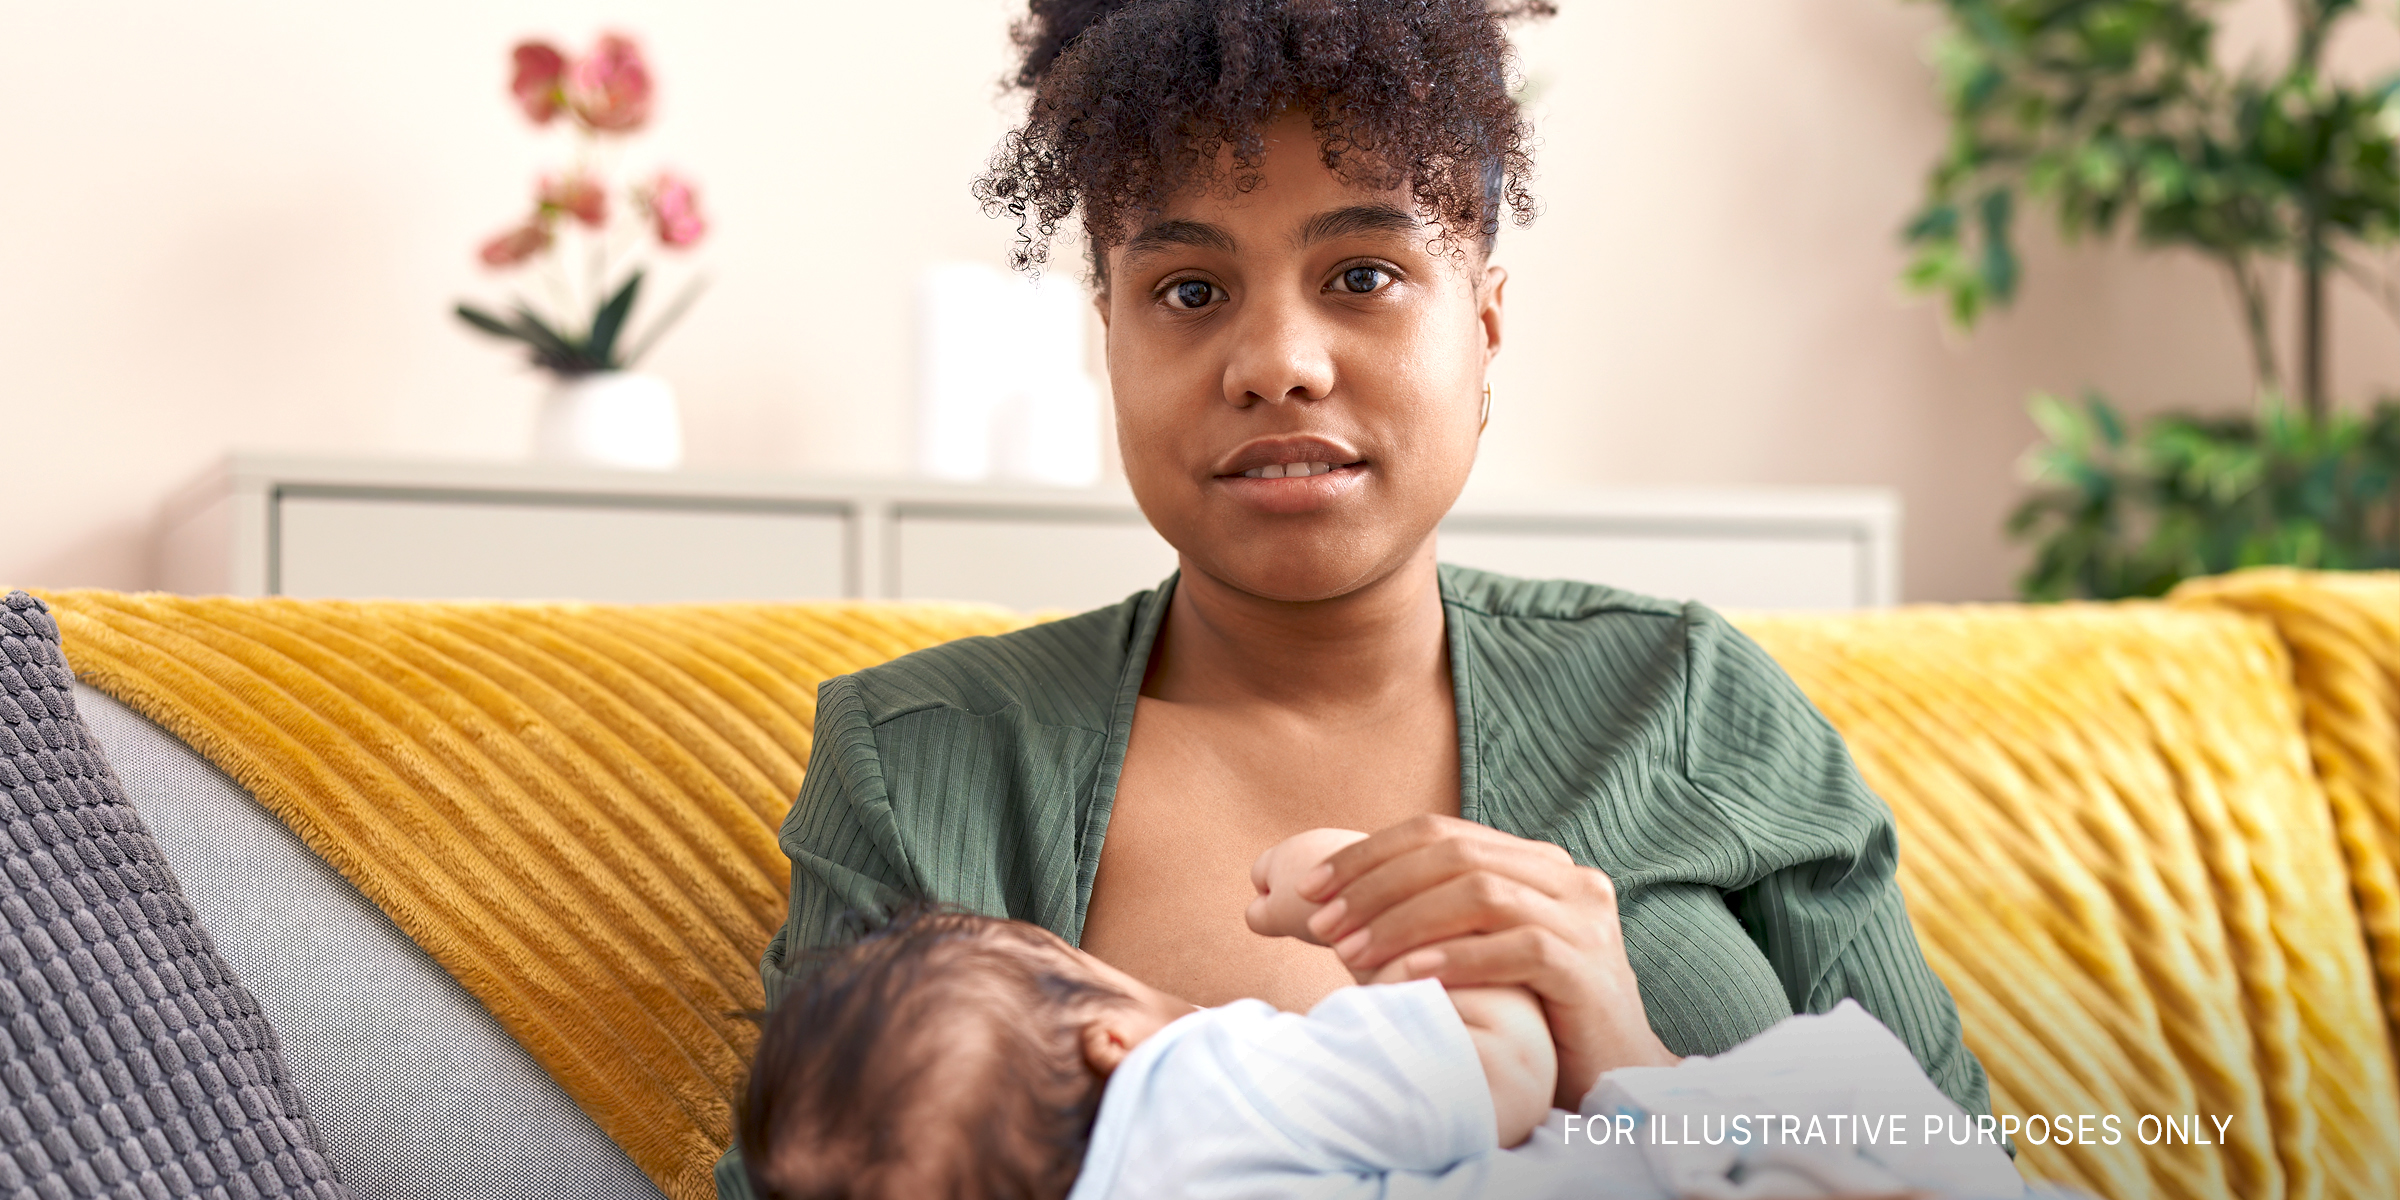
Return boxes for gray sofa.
[77,684,668,1200]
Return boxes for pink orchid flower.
[478,221,554,268]
[509,42,566,125]
[567,33,653,133]
[648,172,707,247]
[538,174,608,227]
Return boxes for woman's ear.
[1479,264,1507,363]
[1080,1012,1140,1076]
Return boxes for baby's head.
[740,906,1190,1200]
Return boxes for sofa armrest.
[77,683,666,1200]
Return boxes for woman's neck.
[1144,544,1449,713]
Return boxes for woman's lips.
[1214,436,1363,478]
[1212,461,1368,514]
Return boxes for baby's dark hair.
[739,906,1130,1200]
[974,0,1555,276]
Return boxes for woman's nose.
[1220,288,1336,408]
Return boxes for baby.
[739,829,2031,1200]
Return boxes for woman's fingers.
[1384,924,1584,993]
[1303,815,1668,1101]
[1305,820,1578,944]
[1301,814,1566,904]
[1326,870,1571,974]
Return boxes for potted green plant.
[1903,0,2400,597]
[457,33,708,471]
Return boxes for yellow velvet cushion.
[2174,571,2400,1063]
[1739,602,2400,1200]
[37,591,1039,1200]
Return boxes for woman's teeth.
[1242,462,1336,479]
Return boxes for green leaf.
[1905,203,1961,242]
[454,304,523,342]
[2085,392,2126,446]
[2028,392,2086,449]
[1978,188,2021,301]
[506,305,590,373]
[585,270,646,369]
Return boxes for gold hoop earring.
[1479,383,1492,433]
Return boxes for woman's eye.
[1337,266,1391,294]
[1167,280,1217,310]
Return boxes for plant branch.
[2229,255,2283,395]
[2302,213,2328,420]
[2291,0,2336,74]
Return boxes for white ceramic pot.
[534,371,683,470]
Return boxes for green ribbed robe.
[717,566,1985,1196]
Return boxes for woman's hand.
[1297,814,1678,1106]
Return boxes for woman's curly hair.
[975,0,1555,276]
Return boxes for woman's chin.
[1143,465,1447,604]
[1185,540,1427,606]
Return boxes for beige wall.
[5,0,2395,602]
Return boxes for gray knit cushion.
[0,591,349,1199]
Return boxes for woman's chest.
[1077,694,1458,1010]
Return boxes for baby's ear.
[1080,1015,1137,1076]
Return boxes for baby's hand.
[1245,828,1368,943]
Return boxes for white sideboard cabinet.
[156,455,1899,612]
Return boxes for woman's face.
[1098,112,1505,604]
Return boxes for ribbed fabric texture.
[1740,600,2400,1200]
[733,567,1986,1199]
[30,591,1039,1200]
[2173,571,2400,1061]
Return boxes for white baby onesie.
[1559,1001,2028,1199]
[1065,982,2034,1200]
[1066,979,1501,1200]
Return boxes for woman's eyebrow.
[1117,203,1418,268]
[1293,203,1421,247]
[1120,219,1236,269]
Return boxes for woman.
[723,0,1983,1192]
